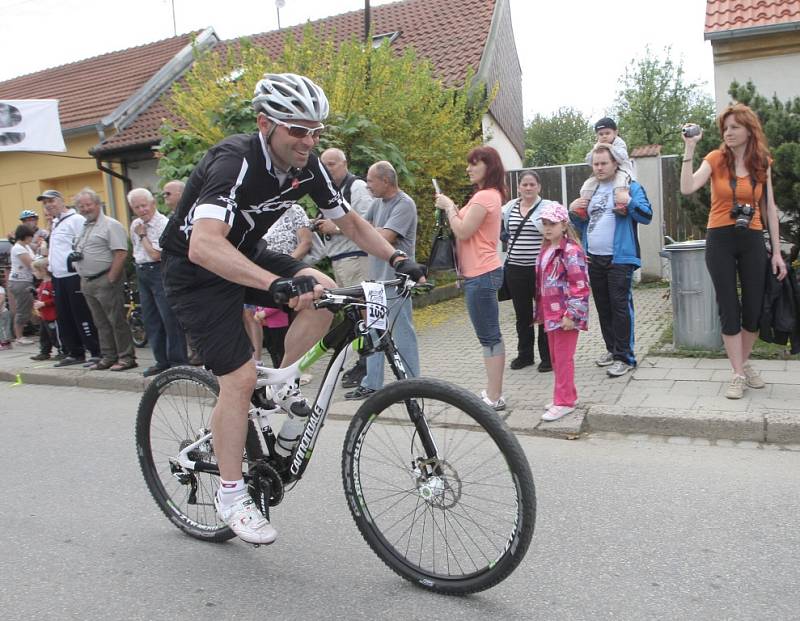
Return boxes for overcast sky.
[0,0,715,122]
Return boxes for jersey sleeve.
[192,145,252,226]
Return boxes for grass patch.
[650,322,800,360]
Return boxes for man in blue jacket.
[570,143,652,377]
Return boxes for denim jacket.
[534,237,590,332]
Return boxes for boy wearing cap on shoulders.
[579,117,636,211]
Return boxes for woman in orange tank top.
[680,103,786,400]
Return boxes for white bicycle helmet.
[252,73,329,122]
[19,209,38,220]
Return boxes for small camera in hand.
[66,250,83,272]
[730,203,755,229]
[682,124,702,138]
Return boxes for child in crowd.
[580,117,636,209]
[534,203,590,422]
[30,258,62,361]
[254,306,289,369]
[0,281,12,350]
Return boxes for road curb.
[585,405,800,443]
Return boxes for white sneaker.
[607,360,633,377]
[545,400,578,411]
[542,405,575,422]
[742,363,765,389]
[15,337,34,345]
[595,352,614,367]
[274,383,312,417]
[724,374,747,400]
[480,389,506,411]
[215,492,277,545]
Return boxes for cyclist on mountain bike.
[159,73,425,545]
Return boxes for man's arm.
[189,219,279,290]
[627,182,653,225]
[333,210,396,263]
[108,249,128,283]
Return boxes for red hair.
[467,146,507,202]
[717,103,771,183]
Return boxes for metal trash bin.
[660,240,723,350]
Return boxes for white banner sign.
[0,99,66,152]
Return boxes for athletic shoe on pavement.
[595,351,614,367]
[743,363,765,389]
[725,374,747,399]
[214,492,277,545]
[344,386,376,400]
[607,360,633,377]
[480,389,506,411]
[541,405,575,422]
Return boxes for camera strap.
[728,174,757,212]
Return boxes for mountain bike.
[135,276,536,594]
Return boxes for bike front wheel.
[342,378,536,594]
[136,366,234,542]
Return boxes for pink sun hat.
[539,202,569,223]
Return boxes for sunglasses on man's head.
[269,117,325,139]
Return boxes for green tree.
[155,29,493,258]
[523,107,594,166]
[612,47,715,155]
[683,80,800,256]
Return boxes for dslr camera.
[682,124,702,138]
[66,250,83,272]
[730,203,756,229]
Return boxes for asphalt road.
[2,383,799,620]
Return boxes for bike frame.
[173,280,440,485]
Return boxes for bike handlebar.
[314,275,433,310]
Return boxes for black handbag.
[428,210,458,273]
[498,199,538,301]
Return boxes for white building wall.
[713,52,800,112]
[481,113,523,170]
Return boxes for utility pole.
[364,0,370,44]
[170,0,177,36]
[276,0,285,30]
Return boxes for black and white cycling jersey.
[160,131,349,257]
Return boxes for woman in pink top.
[435,146,507,410]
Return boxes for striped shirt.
[506,200,543,266]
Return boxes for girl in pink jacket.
[534,203,590,422]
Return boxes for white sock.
[218,478,246,507]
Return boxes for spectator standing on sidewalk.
[534,203,590,422]
[0,283,12,349]
[435,146,507,410]
[679,103,787,399]
[318,148,372,389]
[73,188,137,372]
[161,180,185,214]
[38,190,100,367]
[570,143,652,378]
[345,160,421,400]
[501,170,552,372]
[30,258,62,361]
[8,224,36,345]
[128,188,188,377]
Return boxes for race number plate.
[362,282,388,330]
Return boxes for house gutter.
[705,21,800,41]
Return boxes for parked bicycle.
[135,275,536,594]
[124,280,147,348]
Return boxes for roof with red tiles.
[630,144,662,158]
[94,0,514,155]
[705,0,800,36]
[0,33,200,131]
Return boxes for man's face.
[596,128,617,144]
[260,114,322,171]
[592,150,618,182]
[320,152,347,185]
[42,197,65,216]
[162,183,182,211]
[366,168,389,198]
[77,195,101,222]
[130,195,156,222]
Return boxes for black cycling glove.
[269,275,318,304]
[394,258,427,282]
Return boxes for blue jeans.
[138,263,187,367]
[463,267,504,348]
[361,296,419,390]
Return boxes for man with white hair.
[129,188,187,377]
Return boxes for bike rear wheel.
[341,378,536,594]
[129,312,147,348]
[136,366,234,542]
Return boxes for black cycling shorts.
[162,241,307,376]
